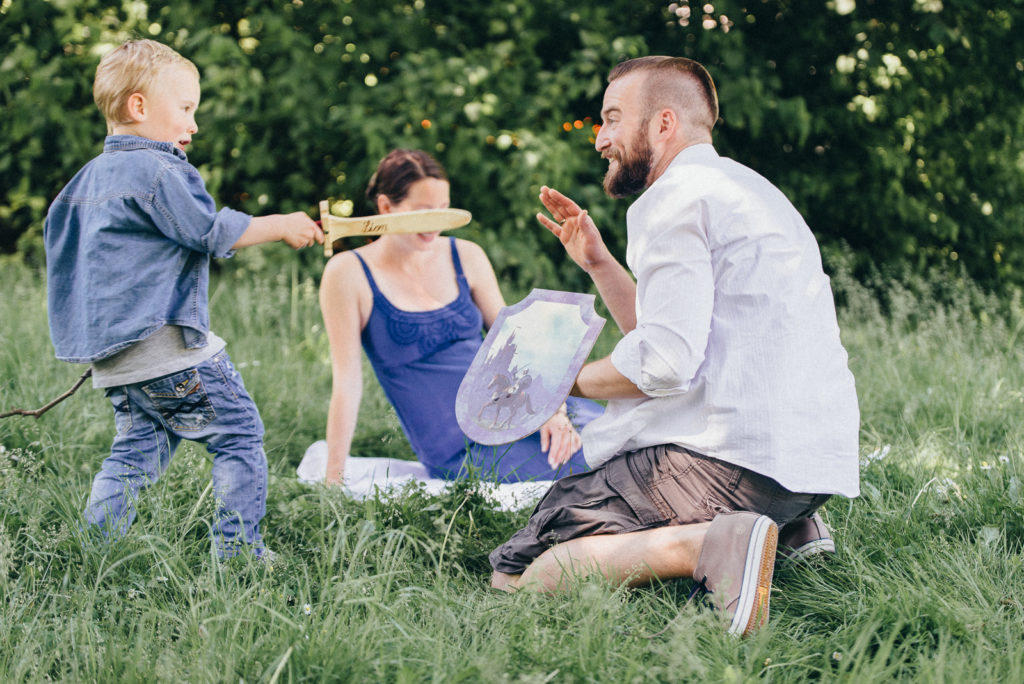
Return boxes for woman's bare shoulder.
[322,248,368,282]
[321,248,375,313]
[453,237,493,270]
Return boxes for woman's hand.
[324,456,346,486]
[539,407,582,468]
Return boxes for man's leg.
[488,449,670,582]
[487,445,827,635]
[490,571,520,591]
[499,511,779,637]
[500,521,711,593]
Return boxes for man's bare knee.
[490,571,521,592]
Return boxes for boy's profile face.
[119,64,201,152]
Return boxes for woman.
[319,149,602,485]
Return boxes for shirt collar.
[104,135,188,161]
[669,142,718,167]
[640,143,718,198]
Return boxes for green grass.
[2,257,1023,682]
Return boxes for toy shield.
[456,289,605,445]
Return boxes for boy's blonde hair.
[93,39,198,131]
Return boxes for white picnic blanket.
[296,440,552,512]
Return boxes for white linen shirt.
[581,144,860,497]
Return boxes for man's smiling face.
[595,72,655,199]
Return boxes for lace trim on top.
[354,238,483,363]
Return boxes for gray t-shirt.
[91,325,226,388]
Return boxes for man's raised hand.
[537,185,638,335]
[536,186,612,273]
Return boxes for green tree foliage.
[2,0,1022,292]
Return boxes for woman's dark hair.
[365,149,448,209]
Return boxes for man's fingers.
[541,186,583,215]
[579,209,594,233]
[539,187,576,218]
[536,212,565,238]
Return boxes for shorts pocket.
[656,458,734,524]
[141,368,216,432]
[605,454,668,527]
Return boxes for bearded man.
[488,56,860,637]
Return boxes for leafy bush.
[2,0,1023,293]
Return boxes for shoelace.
[687,575,711,603]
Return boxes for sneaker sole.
[728,515,778,637]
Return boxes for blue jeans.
[84,351,268,558]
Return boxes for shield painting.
[456,288,605,445]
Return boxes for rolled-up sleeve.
[610,193,714,397]
[150,161,251,258]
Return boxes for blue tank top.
[354,238,599,481]
[355,239,483,464]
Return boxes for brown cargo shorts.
[489,443,831,575]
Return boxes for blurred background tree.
[2,0,1022,295]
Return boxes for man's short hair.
[608,56,719,133]
[93,39,198,128]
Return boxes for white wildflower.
[934,477,964,501]
[833,0,855,15]
[860,444,891,467]
[836,55,857,74]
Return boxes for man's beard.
[603,131,654,199]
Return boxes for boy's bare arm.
[233,212,324,250]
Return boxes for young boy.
[44,39,323,559]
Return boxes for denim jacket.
[44,135,251,363]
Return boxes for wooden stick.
[321,200,473,257]
[0,368,92,420]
